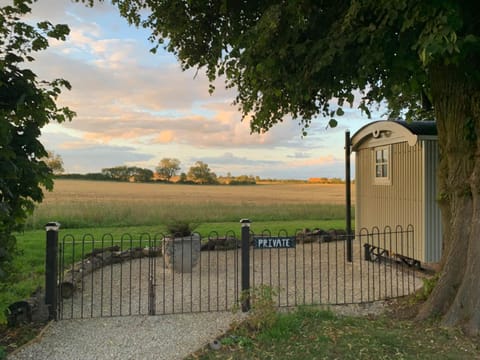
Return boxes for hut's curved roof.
[351,120,437,151]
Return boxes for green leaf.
[328,119,338,128]
[0,1,75,281]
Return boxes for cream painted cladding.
[351,121,442,263]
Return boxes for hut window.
[374,146,391,184]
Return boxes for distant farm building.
[307,177,344,184]
[351,120,442,264]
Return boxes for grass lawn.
[187,306,480,359]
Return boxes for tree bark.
[416,64,480,336]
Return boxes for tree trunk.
[416,64,480,336]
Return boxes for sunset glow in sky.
[23,0,381,179]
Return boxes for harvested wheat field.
[28,180,353,229]
[44,179,354,205]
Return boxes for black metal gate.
[45,222,421,321]
[54,232,240,320]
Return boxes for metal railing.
[248,224,417,309]
[45,223,420,320]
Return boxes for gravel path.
[8,303,392,360]
[9,312,245,360]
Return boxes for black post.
[240,218,251,312]
[364,243,372,261]
[45,222,60,321]
[345,131,353,262]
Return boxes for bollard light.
[240,218,251,312]
[45,221,60,320]
[45,222,61,231]
[240,218,251,228]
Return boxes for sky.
[17,0,382,179]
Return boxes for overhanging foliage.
[0,0,74,279]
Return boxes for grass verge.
[188,306,479,359]
[25,201,349,230]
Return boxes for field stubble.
[26,180,354,229]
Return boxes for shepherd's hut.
[350,120,442,265]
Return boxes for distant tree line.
[307,177,345,184]
[58,173,111,181]
[51,154,345,185]
[101,166,154,182]
[55,157,256,185]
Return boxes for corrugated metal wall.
[355,141,425,261]
[423,140,442,262]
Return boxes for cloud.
[287,152,311,159]
[192,152,280,167]
[63,144,154,173]
[155,130,175,143]
[184,151,346,180]
[40,127,153,173]
[27,0,125,37]
[26,2,316,154]
[28,0,378,179]
[287,155,340,168]
[254,162,347,180]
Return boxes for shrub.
[241,285,278,332]
[165,219,199,237]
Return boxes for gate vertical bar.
[45,222,60,321]
[240,219,251,312]
[148,238,156,315]
[345,130,353,262]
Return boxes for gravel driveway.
[9,312,245,360]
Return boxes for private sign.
[254,237,296,249]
